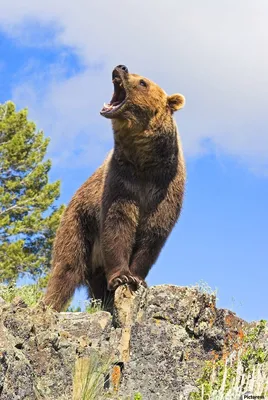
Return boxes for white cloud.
[0,0,268,170]
[12,67,113,166]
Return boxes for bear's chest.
[109,156,177,214]
[123,178,158,211]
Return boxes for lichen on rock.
[0,285,267,399]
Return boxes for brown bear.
[44,65,186,311]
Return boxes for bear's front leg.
[129,184,183,282]
[129,228,167,283]
[100,198,141,291]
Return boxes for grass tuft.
[0,281,43,306]
[73,352,112,400]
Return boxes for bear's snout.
[113,65,128,80]
[116,65,128,73]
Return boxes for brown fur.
[44,66,186,311]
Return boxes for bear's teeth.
[103,103,113,110]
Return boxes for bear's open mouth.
[100,76,127,116]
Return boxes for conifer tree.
[0,101,64,283]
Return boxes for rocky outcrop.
[0,285,267,400]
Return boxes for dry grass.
[73,353,112,400]
[208,360,267,400]
[191,349,268,400]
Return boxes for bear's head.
[100,65,185,132]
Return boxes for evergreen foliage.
[0,101,64,283]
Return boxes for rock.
[0,296,6,306]
[0,285,267,400]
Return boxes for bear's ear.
[167,94,185,113]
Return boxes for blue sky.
[0,1,267,322]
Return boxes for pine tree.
[0,101,64,283]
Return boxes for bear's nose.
[116,65,128,73]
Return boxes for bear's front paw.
[138,278,148,288]
[108,273,142,291]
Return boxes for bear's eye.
[139,79,147,87]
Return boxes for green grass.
[0,281,43,306]
[191,320,268,400]
[85,298,103,314]
[66,298,103,314]
[133,393,143,400]
[191,359,268,400]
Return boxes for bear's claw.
[108,273,144,291]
